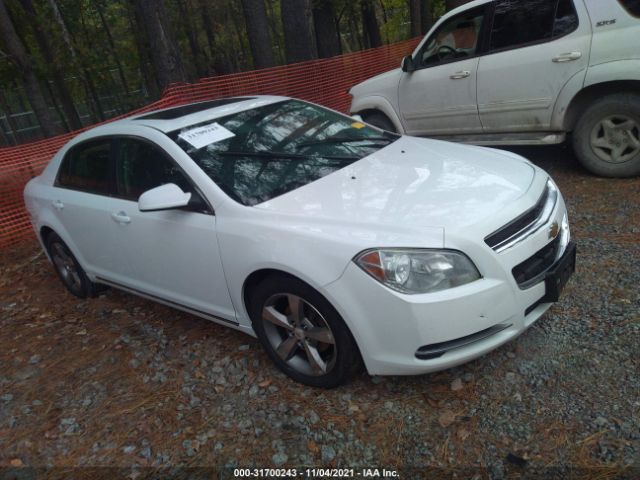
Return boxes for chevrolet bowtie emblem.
[549,222,560,240]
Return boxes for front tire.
[46,232,98,298]
[572,93,640,177]
[248,275,361,388]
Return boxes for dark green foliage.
[0,0,441,143]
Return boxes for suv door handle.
[450,70,471,79]
[52,200,64,211]
[111,211,131,225]
[552,52,582,63]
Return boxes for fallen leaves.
[307,440,319,454]
[438,410,459,428]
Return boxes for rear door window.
[489,0,578,52]
[618,0,640,17]
[56,139,113,195]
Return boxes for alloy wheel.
[590,115,640,164]
[51,242,82,292]
[261,293,337,376]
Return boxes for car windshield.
[168,99,398,205]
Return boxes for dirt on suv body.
[349,0,640,177]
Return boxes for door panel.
[477,0,591,132]
[399,6,486,136]
[106,137,236,321]
[399,58,481,135]
[50,188,125,281]
[52,138,123,279]
[107,200,236,321]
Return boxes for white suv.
[349,0,640,177]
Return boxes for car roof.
[436,0,492,24]
[89,95,290,135]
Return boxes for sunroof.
[134,97,254,120]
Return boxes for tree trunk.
[46,0,105,121]
[445,0,471,11]
[312,0,341,59]
[94,0,131,97]
[176,0,208,78]
[361,0,382,49]
[0,0,61,138]
[408,0,421,37]
[281,0,315,63]
[127,2,160,100]
[18,0,82,131]
[240,0,276,69]
[421,0,434,35]
[134,0,188,92]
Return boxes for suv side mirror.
[401,55,416,73]
[138,183,191,212]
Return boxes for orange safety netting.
[0,38,419,248]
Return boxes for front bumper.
[322,196,575,376]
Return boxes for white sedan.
[24,96,576,387]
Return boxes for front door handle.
[111,211,131,225]
[52,200,64,211]
[552,52,582,63]
[450,70,471,79]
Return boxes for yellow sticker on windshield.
[351,122,366,129]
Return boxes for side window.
[490,0,556,51]
[57,139,113,195]
[418,7,485,68]
[553,0,579,37]
[618,0,640,17]
[115,138,196,202]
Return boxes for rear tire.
[362,111,397,133]
[248,275,361,388]
[572,93,640,177]
[45,232,99,298]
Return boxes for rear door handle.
[111,211,131,225]
[52,200,64,211]
[552,52,582,63]
[450,70,471,79]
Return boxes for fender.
[550,68,589,131]
[553,60,640,130]
[350,95,406,134]
[34,217,93,279]
[584,59,640,87]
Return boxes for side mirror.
[138,183,191,212]
[401,55,416,73]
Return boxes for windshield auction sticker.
[178,123,235,149]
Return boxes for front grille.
[512,235,560,288]
[485,185,550,251]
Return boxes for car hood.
[256,136,538,234]
[349,69,402,96]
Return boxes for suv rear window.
[490,0,578,52]
[619,0,640,17]
[56,139,113,195]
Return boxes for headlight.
[354,249,481,294]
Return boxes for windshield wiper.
[217,150,358,161]
[296,135,395,149]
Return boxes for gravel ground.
[0,144,638,479]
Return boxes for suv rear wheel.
[573,93,640,177]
